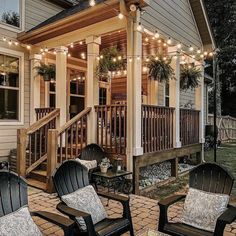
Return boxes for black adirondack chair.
[158,162,236,236]
[79,143,106,187]
[52,160,134,236]
[0,170,75,235]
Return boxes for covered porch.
[17,0,206,193]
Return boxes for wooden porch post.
[46,129,58,193]
[55,46,68,127]
[29,54,42,124]
[17,128,27,177]
[86,36,101,144]
[126,11,143,173]
[195,61,205,161]
[169,47,181,148]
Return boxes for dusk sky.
[0,0,19,16]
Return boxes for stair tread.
[31,170,47,176]
[27,178,47,191]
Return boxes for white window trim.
[0,47,24,126]
[0,0,25,33]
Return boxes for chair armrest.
[218,205,236,224]
[158,195,186,232]
[97,191,129,203]
[57,202,96,236]
[158,194,186,208]
[57,202,90,219]
[213,206,236,236]
[31,211,75,229]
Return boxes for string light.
[44,47,48,52]
[137,22,143,31]
[189,46,194,52]
[3,37,6,42]
[204,51,208,56]
[145,37,149,42]
[154,31,160,39]
[177,43,182,49]
[70,43,74,48]
[118,55,122,60]
[197,49,201,54]
[163,42,167,47]
[8,40,12,46]
[26,45,31,50]
[89,0,95,7]
[118,13,124,20]
[155,56,159,61]
[14,41,19,46]
[167,38,172,45]
[79,41,83,45]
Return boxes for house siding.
[141,0,202,49]
[180,89,196,108]
[0,0,64,161]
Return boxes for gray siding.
[0,0,64,160]
[25,0,64,31]
[158,83,165,106]
[180,89,195,108]
[141,0,202,49]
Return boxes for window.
[0,52,22,122]
[99,88,107,105]
[165,81,170,107]
[0,0,24,31]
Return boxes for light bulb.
[189,46,194,51]
[70,43,74,48]
[145,37,149,42]
[118,13,124,19]
[197,49,201,54]
[8,40,12,46]
[27,45,31,50]
[154,31,160,39]
[137,22,142,31]
[89,0,95,6]
[3,37,6,42]
[155,57,159,61]
[14,41,19,46]
[177,43,182,49]
[167,38,172,45]
[118,56,122,60]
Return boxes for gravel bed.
[139,161,195,189]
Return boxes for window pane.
[50,82,56,92]
[70,81,77,94]
[78,81,85,95]
[0,0,20,28]
[50,94,55,108]
[0,88,18,120]
[70,97,84,113]
[99,88,107,105]
[0,54,19,87]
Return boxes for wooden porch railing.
[180,109,200,146]
[17,109,60,176]
[46,107,91,192]
[142,105,175,153]
[95,105,127,155]
[35,107,55,120]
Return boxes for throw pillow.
[0,206,42,236]
[62,185,107,230]
[75,159,97,170]
[181,187,229,232]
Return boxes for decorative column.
[126,11,143,173]
[55,46,68,127]
[195,61,205,162]
[86,36,101,144]
[169,49,181,148]
[29,54,42,124]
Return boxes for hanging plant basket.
[180,65,201,90]
[34,62,55,82]
[96,47,125,80]
[147,56,175,83]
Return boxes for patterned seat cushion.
[181,188,229,232]
[62,185,107,230]
[0,206,42,236]
[75,159,97,170]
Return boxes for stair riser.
[28,172,47,183]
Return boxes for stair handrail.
[58,107,91,134]
[17,108,60,177]
[27,109,60,134]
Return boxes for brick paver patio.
[28,188,236,236]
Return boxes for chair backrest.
[0,171,28,217]
[189,162,234,195]
[80,143,105,165]
[53,160,90,198]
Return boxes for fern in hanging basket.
[34,62,55,82]
[96,47,125,80]
[147,56,175,83]
[180,65,201,90]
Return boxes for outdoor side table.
[92,170,133,194]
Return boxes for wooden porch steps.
[27,178,47,191]
[29,170,47,183]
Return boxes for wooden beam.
[17,128,27,177]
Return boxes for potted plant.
[96,47,125,80]
[99,157,111,173]
[147,56,175,82]
[180,64,201,90]
[34,62,55,82]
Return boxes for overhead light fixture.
[189,45,194,51]
[154,31,160,39]
[167,38,172,45]
[177,43,182,49]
